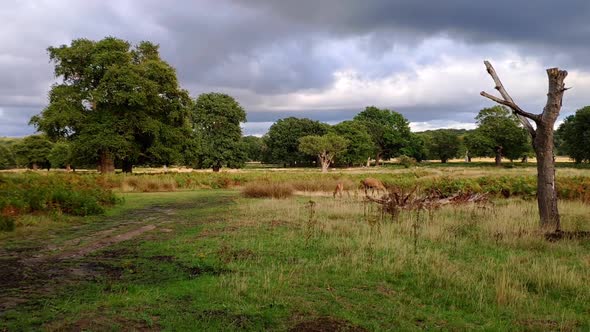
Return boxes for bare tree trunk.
[65,164,71,172]
[99,151,115,174]
[366,157,371,167]
[535,122,560,230]
[375,152,381,166]
[481,62,567,231]
[495,146,502,166]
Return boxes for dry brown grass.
[242,181,294,199]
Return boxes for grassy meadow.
[1,165,590,331]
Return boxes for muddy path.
[0,195,233,314]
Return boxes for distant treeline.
[1,36,589,172]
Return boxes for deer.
[333,182,344,198]
[360,178,386,196]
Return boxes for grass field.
[1,167,590,331]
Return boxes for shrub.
[242,181,294,199]
[0,215,15,232]
[398,155,417,168]
[0,173,119,222]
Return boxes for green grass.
[2,189,589,331]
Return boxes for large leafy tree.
[332,120,375,166]
[263,117,329,167]
[192,93,247,172]
[242,136,265,162]
[298,133,348,172]
[402,133,429,162]
[353,106,411,165]
[426,130,462,163]
[0,138,18,170]
[30,37,192,173]
[556,106,590,163]
[48,141,73,170]
[13,135,53,170]
[469,106,529,165]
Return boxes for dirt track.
[0,204,178,313]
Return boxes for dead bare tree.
[480,61,568,231]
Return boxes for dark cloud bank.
[1,0,589,137]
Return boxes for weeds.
[242,181,294,199]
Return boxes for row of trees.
[238,105,534,169]
[9,102,588,172]
[25,37,247,173]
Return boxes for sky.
[2,0,590,137]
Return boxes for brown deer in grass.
[360,178,386,196]
[333,182,344,198]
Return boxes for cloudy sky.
[2,0,590,137]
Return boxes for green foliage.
[192,93,247,171]
[48,141,73,169]
[467,106,529,162]
[0,174,119,224]
[30,37,193,172]
[0,144,16,170]
[397,155,417,168]
[298,133,348,171]
[263,117,329,166]
[0,215,15,232]
[400,133,429,162]
[242,136,265,162]
[12,135,53,169]
[426,130,462,163]
[353,106,411,163]
[332,120,375,166]
[556,106,590,163]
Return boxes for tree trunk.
[375,152,381,166]
[320,158,330,173]
[122,159,133,173]
[534,123,560,230]
[481,62,567,231]
[495,147,502,166]
[441,158,448,163]
[31,163,38,170]
[212,164,221,172]
[99,151,115,174]
[366,157,371,167]
[66,164,71,172]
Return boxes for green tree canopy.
[332,120,375,166]
[468,106,529,165]
[298,133,348,172]
[425,130,462,163]
[556,106,590,163]
[192,93,247,171]
[48,141,73,169]
[401,133,429,162]
[30,37,192,173]
[263,117,329,166]
[13,135,53,169]
[0,138,19,170]
[242,136,265,162]
[353,106,411,165]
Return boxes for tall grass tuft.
[242,181,294,199]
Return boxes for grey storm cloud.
[1,0,590,137]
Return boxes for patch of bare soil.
[289,317,368,332]
[45,315,161,332]
[0,203,184,314]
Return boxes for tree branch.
[481,60,539,136]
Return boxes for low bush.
[0,215,15,232]
[242,181,294,199]
[0,173,119,229]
